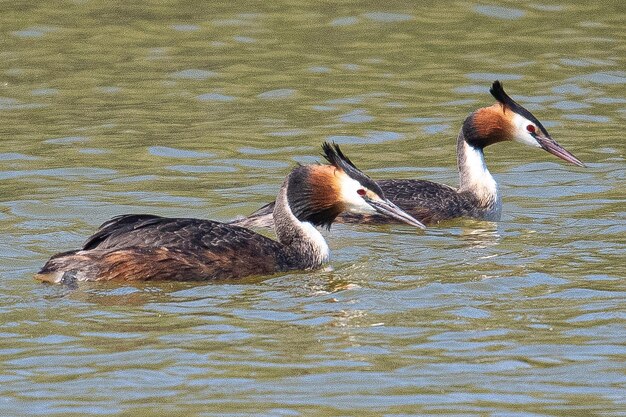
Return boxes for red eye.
[357,189,366,196]
[526,125,536,133]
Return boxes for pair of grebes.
[36,82,584,284]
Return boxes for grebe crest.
[285,143,389,229]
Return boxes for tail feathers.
[229,202,276,229]
[248,201,275,218]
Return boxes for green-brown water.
[1,1,624,416]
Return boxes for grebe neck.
[272,179,330,269]
[456,124,501,220]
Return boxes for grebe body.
[36,143,424,284]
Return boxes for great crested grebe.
[35,143,424,283]
[233,81,585,228]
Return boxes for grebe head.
[286,142,425,229]
[465,81,585,167]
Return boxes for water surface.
[1,1,624,416]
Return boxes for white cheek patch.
[338,173,376,214]
[512,113,541,148]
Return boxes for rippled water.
[1,1,625,416]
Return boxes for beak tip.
[414,220,427,229]
[566,155,586,168]
[372,199,427,229]
[537,138,586,169]
[404,218,427,230]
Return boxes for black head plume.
[489,80,550,137]
[321,142,384,197]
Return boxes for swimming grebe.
[35,143,424,283]
[233,81,585,227]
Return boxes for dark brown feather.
[36,216,293,282]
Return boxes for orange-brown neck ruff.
[463,103,514,149]
[286,165,346,229]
